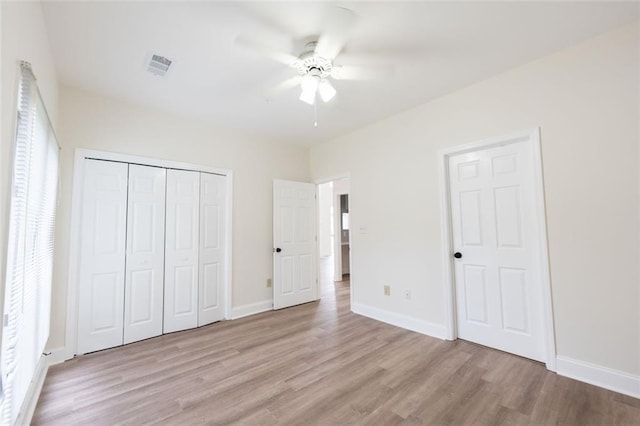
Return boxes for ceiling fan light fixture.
[299,87,316,105]
[318,79,336,102]
[300,73,320,105]
[300,74,319,93]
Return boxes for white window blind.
[1,62,59,425]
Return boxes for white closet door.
[123,165,166,344]
[198,173,226,326]
[77,160,128,354]
[164,169,200,333]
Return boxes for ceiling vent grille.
[147,54,172,76]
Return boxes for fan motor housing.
[295,41,332,78]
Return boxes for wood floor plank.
[33,260,640,425]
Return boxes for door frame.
[438,128,556,371]
[333,192,350,282]
[314,174,352,308]
[64,148,233,359]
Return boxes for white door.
[198,173,226,326]
[164,169,200,333]
[273,180,317,309]
[123,165,166,344]
[449,140,545,362]
[77,160,128,354]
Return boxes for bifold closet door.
[77,160,128,354]
[164,169,200,333]
[123,165,166,344]
[198,173,226,326]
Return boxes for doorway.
[439,129,556,370]
[317,177,351,308]
[337,194,350,281]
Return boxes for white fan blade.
[314,7,356,60]
[264,75,303,99]
[235,36,299,67]
[331,65,393,81]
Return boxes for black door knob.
[454,252,462,259]
[275,248,282,253]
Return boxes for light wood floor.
[34,263,639,425]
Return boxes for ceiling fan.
[235,7,391,106]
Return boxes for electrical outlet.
[404,290,411,300]
[384,285,390,296]
[266,278,272,288]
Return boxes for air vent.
[147,54,172,76]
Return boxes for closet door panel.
[164,169,199,333]
[123,165,166,344]
[199,173,226,326]
[77,160,128,354]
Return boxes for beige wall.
[49,86,309,350]
[1,1,59,347]
[310,21,640,375]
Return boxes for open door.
[273,179,318,309]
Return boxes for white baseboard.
[15,354,49,425]
[556,355,640,399]
[231,299,273,319]
[351,302,447,340]
[47,346,72,365]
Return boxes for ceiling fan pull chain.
[314,99,318,128]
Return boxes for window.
[1,62,59,424]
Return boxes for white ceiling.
[41,1,639,146]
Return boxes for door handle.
[274,248,282,253]
[454,252,462,259]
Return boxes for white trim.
[352,302,447,340]
[15,355,49,426]
[63,149,87,362]
[438,128,557,371]
[223,171,234,322]
[46,347,68,366]
[312,173,350,185]
[230,300,273,319]
[529,129,557,371]
[65,148,233,360]
[333,192,343,282]
[438,150,456,341]
[556,356,640,399]
[334,188,350,286]
[314,185,321,302]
